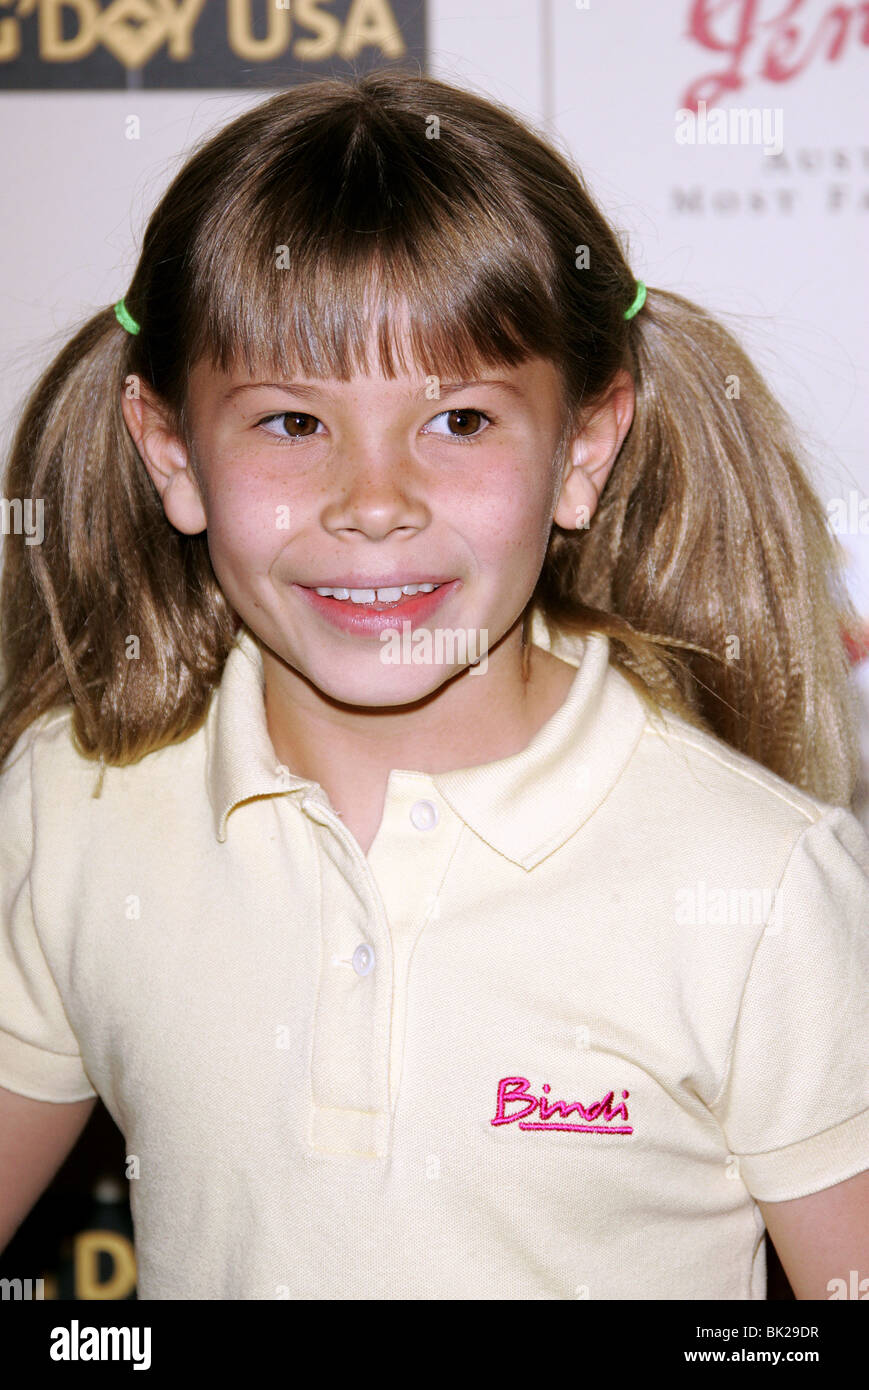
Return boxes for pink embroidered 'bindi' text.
[490,1076,633,1134]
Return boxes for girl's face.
[130,348,625,709]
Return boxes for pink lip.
[294,579,460,637]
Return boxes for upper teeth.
[313,583,441,604]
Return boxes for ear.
[553,369,635,531]
[120,378,207,535]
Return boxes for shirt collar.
[206,613,648,866]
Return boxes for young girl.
[0,71,867,1302]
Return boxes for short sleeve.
[710,804,869,1202]
[0,729,98,1102]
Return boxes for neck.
[259,620,576,790]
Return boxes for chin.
[307,662,460,710]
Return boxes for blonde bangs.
[183,107,566,386]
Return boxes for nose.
[319,441,431,540]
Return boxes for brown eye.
[423,408,492,442]
[446,409,483,436]
[281,413,319,436]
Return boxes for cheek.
[463,454,553,560]
[203,466,289,568]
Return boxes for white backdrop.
[1,0,867,817]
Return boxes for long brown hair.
[0,71,860,805]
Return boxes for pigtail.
[0,307,238,774]
[536,286,861,807]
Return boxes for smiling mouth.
[304,582,446,608]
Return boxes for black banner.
[0,0,426,89]
[1,1299,866,1371]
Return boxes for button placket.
[300,796,393,1157]
[364,778,465,1110]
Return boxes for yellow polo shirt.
[1,613,868,1300]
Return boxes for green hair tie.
[115,282,644,335]
[114,298,140,335]
[624,280,647,320]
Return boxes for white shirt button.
[410,799,439,831]
[351,943,375,976]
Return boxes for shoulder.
[604,683,869,984]
[609,671,855,868]
[0,709,71,803]
[0,705,209,831]
[641,700,823,819]
[544,621,834,840]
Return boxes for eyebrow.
[222,378,526,404]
